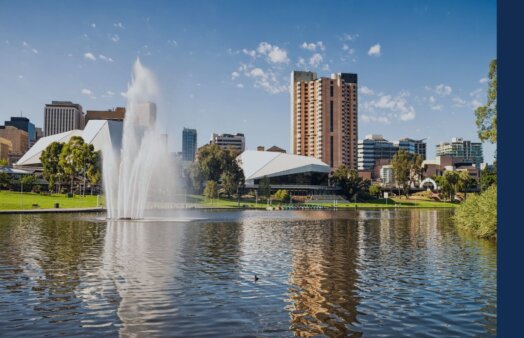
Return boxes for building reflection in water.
[287,216,362,337]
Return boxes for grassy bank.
[0,191,102,210]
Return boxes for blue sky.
[0,0,496,162]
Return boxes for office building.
[0,137,12,162]
[395,138,426,160]
[4,117,36,146]
[0,126,29,155]
[357,134,398,171]
[182,128,197,161]
[85,107,125,123]
[210,133,245,153]
[291,71,358,169]
[436,137,483,164]
[44,101,84,136]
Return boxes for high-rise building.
[436,137,483,164]
[44,101,84,136]
[85,107,125,123]
[182,128,197,161]
[4,117,36,146]
[0,126,29,155]
[291,71,358,169]
[358,134,398,171]
[0,137,12,162]
[395,138,427,160]
[210,133,245,153]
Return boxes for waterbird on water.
[254,274,259,282]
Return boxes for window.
[330,101,334,132]
[330,136,334,167]
[330,86,334,97]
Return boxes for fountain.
[103,59,178,219]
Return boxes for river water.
[0,209,496,337]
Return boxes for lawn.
[0,191,103,210]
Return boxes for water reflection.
[0,210,496,337]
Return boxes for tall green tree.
[203,180,218,199]
[391,150,423,197]
[59,136,87,193]
[86,148,102,194]
[475,59,497,144]
[330,165,370,201]
[258,176,271,198]
[40,141,64,192]
[20,174,36,192]
[480,166,497,191]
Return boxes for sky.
[0,0,496,162]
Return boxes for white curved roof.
[238,150,331,180]
[16,120,122,167]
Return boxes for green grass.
[191,195,457,209]
[0,191,103,210]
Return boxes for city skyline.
[0,0,496,162]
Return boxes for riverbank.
[0,191,102,210]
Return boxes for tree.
[59,136,87,193]
[391,150,423,198]
[457,170,476,199]
[203,180,218,199]
[0,172,11,190]
[475,59,497,144]
[40,141,64,192]
[369,184,381,199]
[0,159,8,167]
[86,148,102,194]
[20,174,36,192]
[258,176,271,199]
[437,171,460,201]
[480,166,497,191]
[274,189,290,202]
[330,165,370,201]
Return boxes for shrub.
[453,185,497,239]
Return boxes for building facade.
[0,137,12,162]
[291,71,358,169]
[44,101,84,136]
[358,134,398,171]
[395,138,426,160]
[4,117,36,146]
[85,107,125,123]
[210,133,245,153]
[0,126,28,155]
[182,128,197,161]
[436,137,483,164]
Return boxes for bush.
[369,185,381,199]
[453,184,497,239]
[32,185,41,194]
[274,189,290,202]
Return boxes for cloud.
[361,115,391,124]
[321,64,330,71]
[368,43,381,57]
[113,22,125,29]
[256,42,289,64]
[106,90,115,96]
[435,84,452,96]
[81,88,93,96]
[342,44,355,54]
[361,91,416,122]
[31,48,39,54]
[84,52,96,61]
[167,39,177,46]
[111,34,120,43]
[342,33,359,41]
[452,96,467,107]
[99,54,114,62]
[296,57,306,67]
[301,41,325,51]
[231,71,240,79]
[469,88,483,97]
[242,49,256,58]
[22,41,29,47]
[309,53,323,67]
[360,86,374,95]
[91,23,96,28]
[479,77,488,84]
[242,65,287,94]
[236,83,244,88]
[18,75,23,79]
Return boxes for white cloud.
[31,48,38,54]
[479,77,488,84]
[106,90,115,96]
[361,115,391,124]
[243,66,287,94]
[84,52,96,61]
[342,33,359,41]
[452,96,467,107]
[368,44,381,57]
[342,44,355,54]
[91,23,96,28]
[297,57,306,67]
[321,64,330,71]
[231,71,240,79]
[309,53,323,67]
[167,40,177,46]
[111,34,120,43]
[435,84,452,96]
[99,54,114,62]
[256,42,289,64]
[361,91,416,122]
[22,41,29,47]
[360,86,374,95]
[469,88,483,97]
[301,41,325,51]
[236,83,244,88]
[113,22,125,29]
[18,75,23,79]
[81,88,92,96]
[242,49,256,57]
